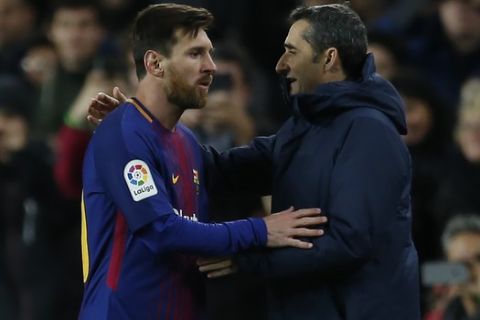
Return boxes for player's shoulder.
[103,101,151,130]
[92,101,154,151]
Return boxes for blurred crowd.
[0,0,480,319]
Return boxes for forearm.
[138,214,267,256]
[202,136,274,196]
[235,231,370,278]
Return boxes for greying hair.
[289,4,367,79]
[442,214,480,252]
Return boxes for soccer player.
[79,4,325,320]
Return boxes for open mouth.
[197,76,213,89]
[286,77,297,91]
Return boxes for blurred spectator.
[426,215,480,320]
[181,41,269,147]
[0,75,79,320]
[442,215,480,319]
[97,0,149,33]
[0,75,34,320]
[391,71,453,261]
[55,71,129,199]
[302,0,347,5]
[181,41,268,320]
[368,31,405,80]
[405,0,480,108]
[0,0,37,78]
[352,0,431,33]
[34,0,106,139]
[301,0,431,38]
[434,78,480,234]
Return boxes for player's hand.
[197,257,237,278]
[264,207,326,249]
[87,86,127,126]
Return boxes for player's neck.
[136,80,183,131]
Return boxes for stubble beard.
[165,65,208,110]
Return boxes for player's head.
[49,0,104,70]
[132,3,215,110]
[276,4,367,95]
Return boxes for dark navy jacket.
[203,54,420,320]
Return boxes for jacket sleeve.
[235,118,410,278]
[202,135,275,197]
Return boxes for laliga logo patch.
[124,160,158,201]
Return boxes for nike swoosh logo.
[172,174,179,184]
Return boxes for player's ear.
[144,50,165,78]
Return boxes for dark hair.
[442,214,480,252]
[132,3,213,80]
[49,0,103,24]
[0,76,33,120]
[368,31,406,65]
[390,70,453,150]
[289,4,367,79]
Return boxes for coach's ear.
[144,50,164,78]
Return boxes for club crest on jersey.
[193,169,199,185]
[124,160,158,201]
[193,169,200,194]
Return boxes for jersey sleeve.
[92,115,267,256]
[92,120,172,232]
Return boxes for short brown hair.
[132,3,213,79]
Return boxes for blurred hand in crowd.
[445,227,480,316]
[0,111,27,163]
[21,41,58,87]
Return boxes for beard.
[164,65,208,110]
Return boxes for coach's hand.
[87,86,127,126]
[264,207,326,249]
[197,257,237,278]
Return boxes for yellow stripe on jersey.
[81,192,90,283]
[128,99,153,123]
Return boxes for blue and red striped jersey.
[79,98,267,320]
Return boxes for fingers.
[276,206,294,215]
[196,257,237,278]
[86,98,104,126]
[292,208,322,218]
[197,256,230,267]
[97,92,120,107]
[289,227,324,238]
[86,115,101,126]
[198,259,233,273]
[206,267,237,278]
[293,216,328,228]
[87,100,108,125]
[285,238,314,249]
[113,86,128,103]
